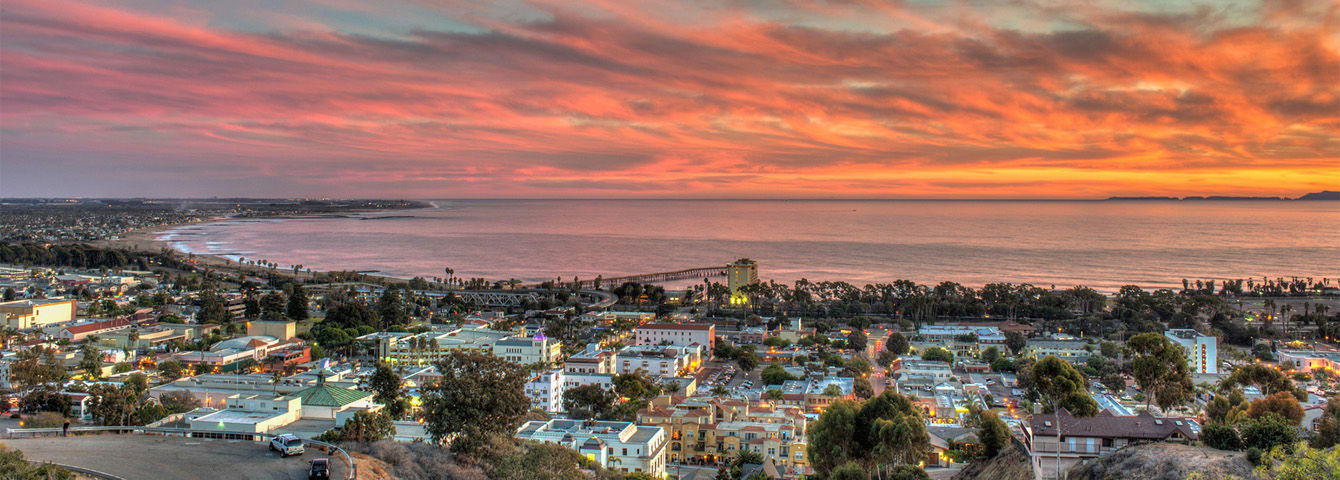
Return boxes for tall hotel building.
[1165,329,1218,374]
[727,259,758,305]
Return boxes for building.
[1021,339,1091,364]
[1164,329,1217,374]
[634,323,715,356]
[369,327,518,366]
[916,325,1004,344]
[281,369,380,425]
[615,344,704,377]
[164,335,284,373]
[1,299,76,330]
[727,259,758,305]
[98,325,192,350]
[492,333,563,367]
[189,394,302,437]
[1278,350,1340,372]
[525,369,566,413]
[637,396,810,474]
[247,320,297,342]
[55,318,132,342]
[1023,409,1198,478]
[565,343,617,374]
[516,419,668,477]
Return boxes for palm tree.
[271,369,284,394]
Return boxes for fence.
[4,425,356,480]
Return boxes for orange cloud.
[0,0,1336,197]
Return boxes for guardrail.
[5,425,356,480]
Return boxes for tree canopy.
[1126,332,1194,411]
[421,351,530,454]
[807,392,930,477]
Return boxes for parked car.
[308,458,330,479]
[270,434,305,457]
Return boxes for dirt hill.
[1067,443,1257,480]
[953,445,1033,480]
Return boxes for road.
[5,434,347,480]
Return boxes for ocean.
[157,199,1340,292]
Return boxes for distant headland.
[1108,190,1339,201]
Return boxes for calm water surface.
[158,200,1340,291]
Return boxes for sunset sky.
[1,0,1337,198]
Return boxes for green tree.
[885,332,909,355]
[197,290,230,323]
[761,362,799,386]
[808,392,930,477]
[807,400,859,476]
[920,347,953,363]
[260,292,286,321]
[1126,333,1194,411]
[1201,424,1243,450]
[830,462,867,480]
[335,410,395,443]
[376,288,408,328]
[1028,355,1098,480]
[10,346,66,389]
[978,410,1010,458]
[286,285,310,320]
[78,344,103,380]
[1254,442,1340,480]
[847,330,868,352]
[1004,331,1027,355]
[1222,364,1300,400]
[156,360,184,380]
[1311,396,1340,448]
[1240,413,1299,455]
[369,363,407,419]
[421,351,529,454]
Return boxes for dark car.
[308,458,329,480]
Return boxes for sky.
[1,0,1337,199]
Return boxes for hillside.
[1067,443,1257,480]
[952,445,1033,480]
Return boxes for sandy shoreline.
[96,213,412,282]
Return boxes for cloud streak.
[1,0,1337,198]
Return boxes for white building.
[565,343,617,374]
[516,419,668,477]
[189,394,302,437]
[917,325,1004,344]
[492,333,563,367]
[1165,329,1218,374]
[634,323,715,356]
[615,344,703,377]
[525,369,566,413]
[1279,350,1340,372]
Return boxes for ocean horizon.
[157,199,1340,292]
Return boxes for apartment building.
[637,395,810,474]
[516,419,668,477]
[615,344,704,377]
[1164,329,1218,374]
[1,298,77,330]
[634,323,715,356]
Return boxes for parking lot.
[4,434,347,480]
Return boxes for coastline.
[94,203,440,281]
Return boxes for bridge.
[553,266,729,289]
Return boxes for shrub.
[1200,424,1242,451]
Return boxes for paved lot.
[3,434,347,480]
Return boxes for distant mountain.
[1298,190,1340,201]
[1105,191,1339,201]
[1182,195,1284,201]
